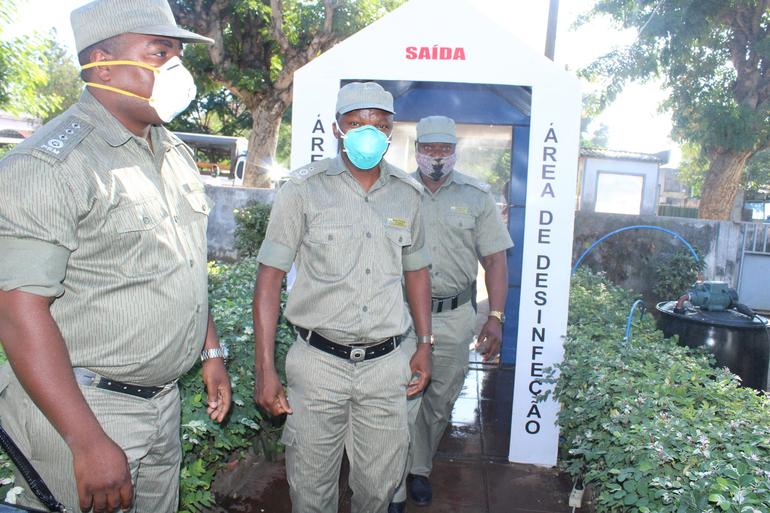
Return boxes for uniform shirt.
[0,91,211,386]
[412,170,513,298]
[258,156,430,344]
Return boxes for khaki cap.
[71,0,214,54]
[416,116,457,144]
[336,82,395,116]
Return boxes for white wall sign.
[291,0,581,467]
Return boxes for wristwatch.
[200,344,229,363]
[416,334,434,349]
[488,310,505,324]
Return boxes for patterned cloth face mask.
[416,151,457,181]
[81,56,197,123]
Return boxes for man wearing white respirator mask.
[0,1,231,512]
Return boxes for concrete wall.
[205,185,275,261]
[572,211,744,297]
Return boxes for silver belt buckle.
[349,347,366,362]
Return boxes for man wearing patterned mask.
[253,81,433,513]
[391,116,513,511]
[0,1,231,511]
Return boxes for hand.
[476,318,502,363]
[407,343,432,397]
[254,367,292,416]
[71,434,133,513]
[202,358,232,423]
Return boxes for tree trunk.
[697,148,753,220]
[241,98,288,188]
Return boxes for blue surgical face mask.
[340,125,391,170]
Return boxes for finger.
[120,480,134,511]
[91,491,107,513]
[79,489,93,513]
[106,489,122,513]
[221,383,233,416]
[277,393,293,414]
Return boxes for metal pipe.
[571,225,699,275]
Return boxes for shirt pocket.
[182,190,213,259]
[304,223,357,280]
[382,227,412,276]
[105,197,178,277]
[448,212,475,231]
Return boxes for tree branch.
[270,0,290,54]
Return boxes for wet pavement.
[207,351,579,513]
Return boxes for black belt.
[296,327,401,362]
[431,286,473,313]
[73,368,171,400]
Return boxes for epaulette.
[390,166,423,193]
[288,160,330,183]
[455,172,491,193]
[10,115,93,165]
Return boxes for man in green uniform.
[253,82,433,513]
[0,1,231,511]
[394,116,513,511]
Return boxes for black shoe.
[388,501,406,513]
[407,474,432,506]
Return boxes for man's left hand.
[407,343,432,397]
[202,358,232,422]
[476,318,502,363]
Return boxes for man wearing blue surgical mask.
[0,1,231,512]
[253,82,433,513]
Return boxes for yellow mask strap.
[80,60,159,73]
[83,82,151,102]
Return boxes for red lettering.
[404,46,467,60]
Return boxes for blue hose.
[624,299,645,344]
[572,225,699,275]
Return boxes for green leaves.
[178,257,294,511]
[556,270,770,512]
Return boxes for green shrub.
[233,202,272,257]
[552,270,770,513]
[652,247,705,303]
[178,257,293,513]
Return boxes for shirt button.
[173,215,179,223]
[143,216,151,225]
[195,305,201,313]
[365,268,371,274]
[364,197,369,203]
[362,306,368,312]
[328,234,334,241]
[189,260,194,267]
[366,232,372,238]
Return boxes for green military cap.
[336,82,395,116]
[416,116,457,144]
[71,0,214,54]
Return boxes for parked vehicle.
[174,131,248,186]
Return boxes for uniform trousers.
[0,364,182,513]
[392,331,419,503]
[281,336,411,513]
[410,302,475,477]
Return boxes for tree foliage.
[581,0,770,220]
[170,0,406,187]
[0,1,80,122]
[0,0,47,116]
